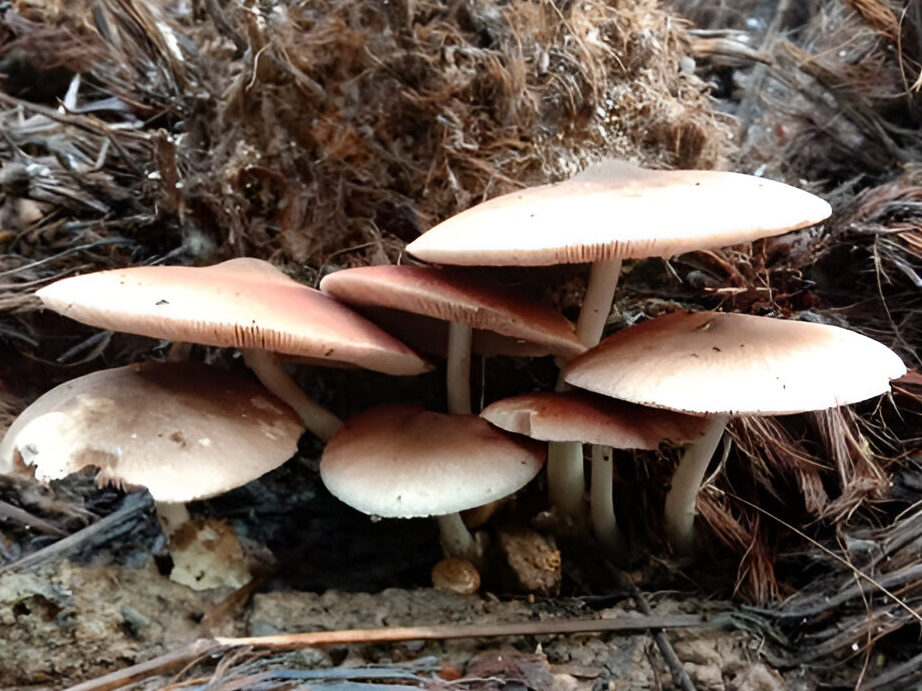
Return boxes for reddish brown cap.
[407,160,832,266]
[563,311,907,416]
[320,265,584,359]
[0,362,303,502]
[36,258,429,376]
[480,391,709,448]
[320,404,545,518]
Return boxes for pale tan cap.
[563,311,907,416]
[0,362,303,502]
[320,403,545,518]
[480,391,709,448]
[407,160,832,266]
[320,265,584,359]
[36,258,429,376]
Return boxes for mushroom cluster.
[0,160,907,592]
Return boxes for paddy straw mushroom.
[320,264,584,414]
[35,258,430,441]
[407,159,832,520]
[563,311,907,554]
[480,391,708,552]
[320,403,545,563]
[0,362,304,588]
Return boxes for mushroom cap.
[320,403,545,518]
[352,306,572,358]
[406,160,832,266]
[480,391,709,448]
[0,362,304,502]
[36,258,430,376]
[319,265,584,359]
[563,311,907,416]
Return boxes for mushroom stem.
[664,414,729,555]
[546,258,623,522]
[575,258,622,347]
[242,349,343,441]
[446,321,473,414]
[437,511,483,564]
[590,445,626,554]
[154,501,191,538]
[547,441,586,522]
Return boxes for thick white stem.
[446,321,473,414]
[591,445,625,554]
[437,512,482,563]
[242,349,343,442]
[547,441,586,521]
[664,415,729,554]
[575,258,622,347]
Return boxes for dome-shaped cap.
[407,160,832,266]
[320,404,545,518]
[480,391,709,448]
[320,265,584,359]
[563,311,907,416]
[36,258,429,376]
[0,362,303,502]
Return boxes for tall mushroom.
[320,264,584,414]
[0,362,304,588]
[320,403,545,563]
[406,160,832,519]
[563,311,907,554]
[35,258,430,440]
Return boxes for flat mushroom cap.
[320,403,546,518]
[36,258,429,376]
[320,265,584,359]
[406,161,832,266]
[0,362,303,502]
[563,311,908,416]
[480,391,709,448]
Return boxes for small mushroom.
[319,403,545,563]
[563,311,907,554]
[320,264,583,414]
[0,362,304,588]
[481,391,708,552]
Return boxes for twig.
[0,498,68,537]
[66,638,222,691]
[606,564,698,691]
[0,492,152,574]
[66,613,714,691]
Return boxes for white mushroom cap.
[320,404,545,518]
[407,161,832,266]
[36,258,429,376]
[480,391,709,448]
[563,311,907,416]
[0,362,304,502]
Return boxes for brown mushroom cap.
[36,258,429,376]
[0,362,303,502]
[406,161,832,266]
[320,403,546,518]
[563,311,907,416]
[319,265,584,359]
[480,391,709,448]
